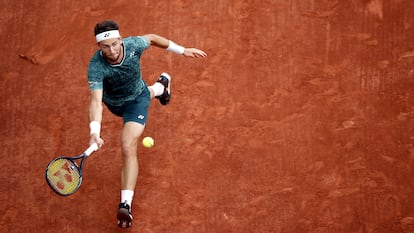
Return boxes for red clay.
[1,0,414,232]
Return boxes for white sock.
[121,190,134,207]
[149,82,164,97]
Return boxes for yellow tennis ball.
[142,136,154,148]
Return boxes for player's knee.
[121,140,137,159]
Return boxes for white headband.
[95,30,121,42]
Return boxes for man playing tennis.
[87,20,207,228]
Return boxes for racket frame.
[45,143,98,196]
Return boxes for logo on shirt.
[129,51,136,57]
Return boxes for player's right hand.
[90,134,104,148]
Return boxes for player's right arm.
[89,89,104,148]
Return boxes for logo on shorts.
[137,115,145,120]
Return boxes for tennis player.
[87,20,207,228]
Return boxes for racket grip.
[84,143,99,156]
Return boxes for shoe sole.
[161,72,171,96]
[117,208,133,228]
[158,72,171,105]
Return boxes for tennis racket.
[45,143,99,196]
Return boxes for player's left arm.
[142,34,207,58]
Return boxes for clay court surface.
[1,0,414,232]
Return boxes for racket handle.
[84,143,99,156]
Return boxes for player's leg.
[117,88,151,228]
[147,72,171,104]
[121,121,144,190]
[117,121,143,228]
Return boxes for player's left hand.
[183,48,207,58]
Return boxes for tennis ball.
[142,136,154,148]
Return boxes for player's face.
[98,38,123,63]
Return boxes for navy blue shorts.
[104,87,151,125]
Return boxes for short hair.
[94,20,119,35]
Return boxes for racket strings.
[46,158,81,195]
